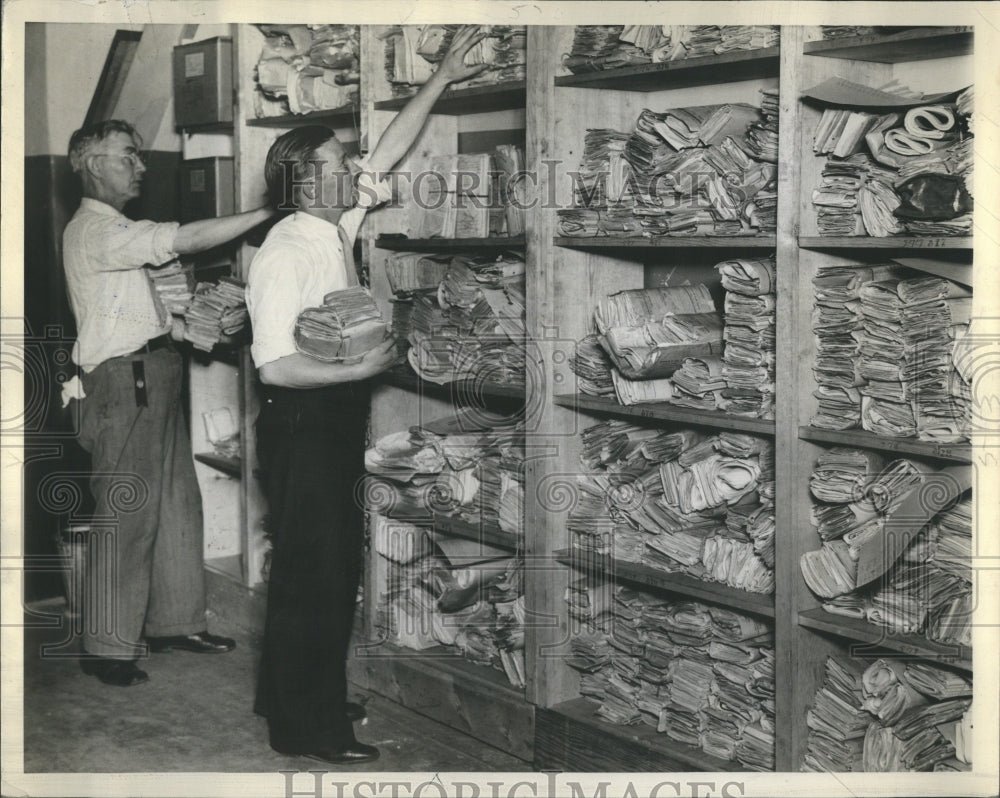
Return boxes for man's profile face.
[91,131,146,205]
[308,137,357,210]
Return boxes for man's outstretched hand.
[434,26,489,85]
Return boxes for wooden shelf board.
[376,366,526,402]
[177,121,234,134]
[432,515,521,551]
[799,236,972,252]
[798,608,971,671]
[193,453,241,478]
[556,235,776,251]
[554,48,780,91]
[535,698,750,772]
[556,549,775,619]
[374,82,526,115]
[244,104,358,128]
[555,393,776,436]
[375,235,525,252]
[803,27,973,63]
[798,426,972,463]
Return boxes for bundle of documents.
[570,335,616,396]
[294,286,389,362]
[573,129,634,209]
[182,277,248,351]
[254,25,359,116]
[148,259,194,315]
[384,25,526,96]
[801,656,869,771]
[385,252,451,296]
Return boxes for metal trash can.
[55,524,89,619]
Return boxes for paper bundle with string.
[294,286,390,362]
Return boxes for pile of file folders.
[182,276,249,352]
[802,655,972,772]
[382,25,526,97]
[385,250,526,386]
[566,585,775,769]
[558,90,778,237]
[808,78,973,236]
[253,25,359,117]
[563,25,779,72]
[294,286,390,362]
[812,262,972,442]
[364,408,524,537]
[800,448,972,648]
[413,147,526,239]
[148,259,194,316]
[372,513,526,688]
[571,266,776,419]
[570,420,775,594]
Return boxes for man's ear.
[83,152,104,181]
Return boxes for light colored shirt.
[247,165,391,368]
[62,198,178,371]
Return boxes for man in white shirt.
[247,26,487,765]
[63,119,275,687]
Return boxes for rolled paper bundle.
[884,128,937,156]
[861,659,928,725]
[904,105,956,140]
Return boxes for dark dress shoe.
[80,656,148,687]
[146,631,236,654]
[346,701,367,722]
[273,741,380,764]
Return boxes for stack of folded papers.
[803,655,973,772]
[565,586,775,765]
[183,277,248,351]
[385,252,451,296]
[570,335,616,396]
[254,24,359,117]
[148,259,194,315]
[294,286,389,362]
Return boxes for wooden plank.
[85,29,143,126]
[798,608,972,671]
[375,234,525,252]
[555,235,776,250]
[554,393,776,436]
[374,81,526,114]
[432,515,521,551]
[803,27,973,63]
[347,643,534,760]
[534,698,746,772]
[556,550,775,618]
[554,48,780,91]
[890,256,973,287]
[800,236,973,251]
[376,365,526,402]
[244,103,360,128]
[193,453,241,479]
[798,425,973,463]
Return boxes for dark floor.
[21,599,528,773]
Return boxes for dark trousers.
[255,383,369,750]
[77,348,206,658]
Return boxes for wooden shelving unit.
[798,426,972,463]
[377,365,526,402]
[244,103,359,128]
[373,80,526,114]
[555,235,776,250]
[802,26,973,62]
[375,234,526,252]
[799,236,973,251]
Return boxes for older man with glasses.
[63,119,275,687]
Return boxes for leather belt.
[129,333,173,356]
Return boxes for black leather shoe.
[346,701,367,722]
[146,631,236,654]
[80,656,149,687]
[273,742,380,764]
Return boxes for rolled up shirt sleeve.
[87,216,180,271]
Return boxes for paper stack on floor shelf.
[562,25,779,73]
[571,419,775,594]
[564,585,775,769]
[182,276,248,352]
[799,447,972,647]
[558,89,778,238]
[806,78,973,237]
[373,514,526,687]
[802,655,972,772]
[382,25,526,97]
[253,25,359,117]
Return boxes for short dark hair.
[68,120,140,173]
[264,124,338,210]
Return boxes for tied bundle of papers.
[811,263,972,442]
[404,253,526,386]
[559,90,779,239]
[413,148,526,239]
[562,25,778,73]
[802,655,972,772]
[806,77,973,237]
[254,25,359,117]
[571,335,616,396]
[573,419,775,594]
[148,259,194,315]
[373,515,526,687]
[294,286,390,362]
[564,586,775,767]
[717,256,776,419]
[183,277,248,352]
[383,25,526,97]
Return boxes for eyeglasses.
[93,150,146,167]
